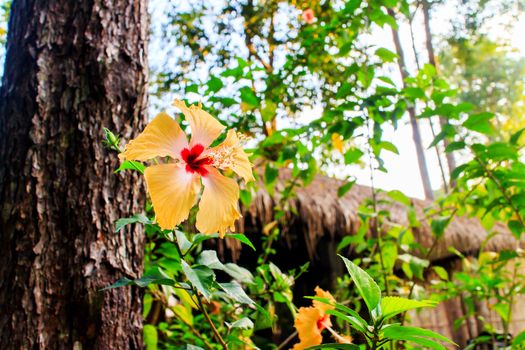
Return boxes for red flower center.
[180,144,212,176]
[316,314,331,331]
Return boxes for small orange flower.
[119,100,254,236]
[292,287,335,350]
[331,133,344,154]
[302,9,315,24]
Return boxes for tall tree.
[421,0,457,187]
[388,8,434,200]
[0,1,148,349]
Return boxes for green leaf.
[381,296,437,319]
[339,255,381,315]
[344,148,364,164]
[493,303,510,323]
[337,181,355,197]
[508,220,524,239]
[513,330,525,347]
[336,82,353,99]
[181,260,215,301]
[222,263,254,284]
[463,112,494,135]
[451,163,469,180]
[393,335,446,350]
[185,84,199,93]
[430,215,451,239]
[382,325,453,345]
[404,87,425,99]
[218,282,254,305]
[445,141,465,153]
[261,100,277,122]
[239,86,259,107]
[326,308,367,334]
[387,190,410,206]
[378,141,399,154]
[432,266,449,280]
[114,160,145,174]
[227,317,254,329]
[114,214,151,232]
[264,164,279,186]
[306,344,360,350]
[510,128,525,145]
[206,76,224,93]
[143,324,158,350]
[375,48,398,62]
[102,268,175,290]
[183,346,205,350]
[175,230,192,255]
[197,250,225,270]
[225,233,256,251]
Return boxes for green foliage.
[315,256,453,350]
[99,0,525,348]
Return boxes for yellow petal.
[292,307,324,350]
[196,166,241,237]
[208,130,255,182]
[145,164,200,230]
[313,286,336,314]
[331,132,344,154]
[119,112,188,161]
[173,100,225,149]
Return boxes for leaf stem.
[196,289,228,350]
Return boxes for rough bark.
[421,0,457,188]
[0,0,149,349]
[388,8,434,200]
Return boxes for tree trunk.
[421,0,457,188]
[388,8,434,200]
[0,1,148,349]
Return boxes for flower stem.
[196,290,228,350]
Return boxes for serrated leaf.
[339,255,381,315]
[381,296,437,319]
[181,260,215,301]
[222,263,254,284]
[219,282,254,305]
[227,317,254,329]
[197,250,225,270]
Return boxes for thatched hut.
[221,169,525,347]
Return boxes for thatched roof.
[236,169,524,261]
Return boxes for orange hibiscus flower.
[119,100,254,236]
[292,287,353,350]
